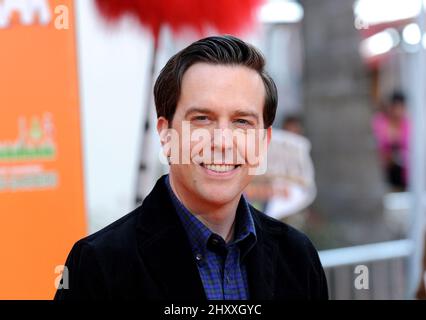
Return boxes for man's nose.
[212,123,234,151]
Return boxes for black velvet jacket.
[54,175,328,300]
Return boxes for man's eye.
[234,119,251,125]
[191,115,210,124]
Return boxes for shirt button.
[195,253,203,261]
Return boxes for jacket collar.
[135,175,278,300]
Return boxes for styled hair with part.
[154,35,278,128]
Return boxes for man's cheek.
[190,128,212,165]
[244,131,262,166]
[234,142,247,165]
[233,131,249,165]
[244,130,268,175]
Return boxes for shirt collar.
[165,174,257,257]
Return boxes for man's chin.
[196,185,243,204]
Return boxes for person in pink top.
[372,91,410,192]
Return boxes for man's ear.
[266,126,272,147]
[157,117,169,146]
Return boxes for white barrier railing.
[319,239,414,299]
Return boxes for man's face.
[158,63,271,207]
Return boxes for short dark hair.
[282,114,302,127]
[154,35,278,128]
[390,90,406,105]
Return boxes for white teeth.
[203,164,236,172]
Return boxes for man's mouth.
[200,163,241,173]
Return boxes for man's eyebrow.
[184,107,213,118]
[233,110,259,121]
[184,107,260,122]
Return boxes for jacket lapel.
[245,209,278,300]
[135,176,206,300]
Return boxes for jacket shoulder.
[250,205,324,273]
[250,205,329,300]
[54,207,143,300]
[77,206,140,249]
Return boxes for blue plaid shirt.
[165,175,257,300]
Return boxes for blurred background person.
[282,114,304,136]
[372,91,411,192]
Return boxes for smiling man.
[54,35,328,300]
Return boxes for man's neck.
[169,175,240,242]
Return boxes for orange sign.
[0,0,86,299]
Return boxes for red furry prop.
[95,0,264,42]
